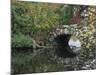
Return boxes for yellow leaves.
[35,23,51,30]
[79,26,95,49]
[88,6,96,34]
[87,31,92,35]
[92,39,96,44]
[80,32,90,37]
[86,38,95,49]
[86,43,91,48]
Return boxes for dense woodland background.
[11,0,96,74]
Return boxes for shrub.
[11,33,33,48]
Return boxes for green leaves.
[12,33,33,48]
[59,5,74,25]
[12,2,61,35]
